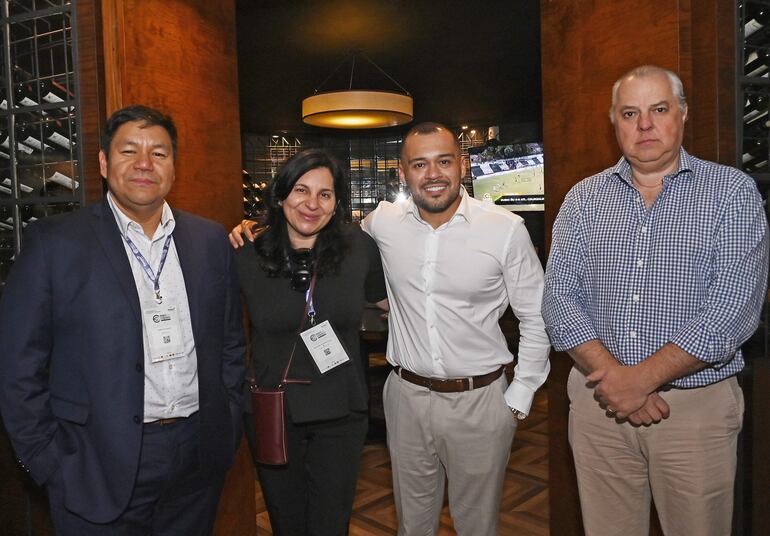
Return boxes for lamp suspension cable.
[302,48,413,129]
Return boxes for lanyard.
[123,233,173,304]
[305,277,317,326]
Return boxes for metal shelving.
[0,0,83,286]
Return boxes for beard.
[409,182,461,214]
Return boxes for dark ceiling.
[235,0,541,135]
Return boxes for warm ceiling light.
[302,90,413,129]
[302,49,413,129]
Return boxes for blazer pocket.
[50,395,89,425]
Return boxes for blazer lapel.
[89,199,142,322]
[171,213,202,341]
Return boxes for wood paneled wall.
[540,1,736,534]
[76,0,107,204]
[100,0,244,229]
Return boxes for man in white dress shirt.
[361,123,551,535]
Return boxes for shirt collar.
[107,191,175,240]
[400,186,472,226]
[611,146,693,186]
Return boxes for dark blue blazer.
[0,199,245,523]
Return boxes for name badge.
[299,320,350,374]
[141,299,186,363]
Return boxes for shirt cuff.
[545,321,598,353]
[670,320,736,366]
[504,379,537,416]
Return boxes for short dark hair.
[255,148,350,277]
[101,105,178,158]
[400,121,460,159]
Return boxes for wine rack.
[242,169,267,221]
[739,1,770,217]
[0,0,83,288]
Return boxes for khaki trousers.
[568,366,744,536]
[383,370,517,536]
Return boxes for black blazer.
[236,225,386,424]
[0,199,245,523]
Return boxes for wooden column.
[100,0,244,229]
[99,2,253,534]
[540,1,736,534]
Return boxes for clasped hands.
[586,364,670,426]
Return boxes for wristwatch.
[510,408,527,420]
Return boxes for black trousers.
[47,413,226,536]
[256,411,368,536]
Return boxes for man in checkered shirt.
[543,65,769,536]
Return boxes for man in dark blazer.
[0,105,245,535]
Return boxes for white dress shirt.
[361,188,551,415]
[107,192,199,421]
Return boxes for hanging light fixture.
[302,49,413,129]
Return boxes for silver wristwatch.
[510,408,527,420]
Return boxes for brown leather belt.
[394,366,504,393]
[144,412,197,426]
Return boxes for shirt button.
[135,363,143,372]
[632,294,640,302]
[641,226,647,234]
[133,415,141,424]
[637,259,644,267]
[629,330,637,339]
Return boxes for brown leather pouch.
[250,384,288,465]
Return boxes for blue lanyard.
[123,233,173,304]
[304,274,317,327]
[305,287,316,326]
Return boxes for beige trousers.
[568,366,744,536]
[383,370,517,536]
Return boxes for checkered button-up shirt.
[543,148,769,388]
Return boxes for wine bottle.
[744,49,770,78]
[1,178,32,194]
[16,120,53,152]
[39,79,74,112]
[0,129,34,155]
[14,82,39,108]
[745,3,770,38]
[45,170,79,190]
[744,91,769,122]
[11,64,33,82]
[743,137,769,172]
[42,119,76,150]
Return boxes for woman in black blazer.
[235,149,386,535]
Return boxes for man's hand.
[586,364,654,419]
[228,219,258,248]
[626,392,670,426]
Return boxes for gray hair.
[608,65,687,123]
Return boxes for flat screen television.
[468,142,544,212]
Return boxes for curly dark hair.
[254,148,350,277]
